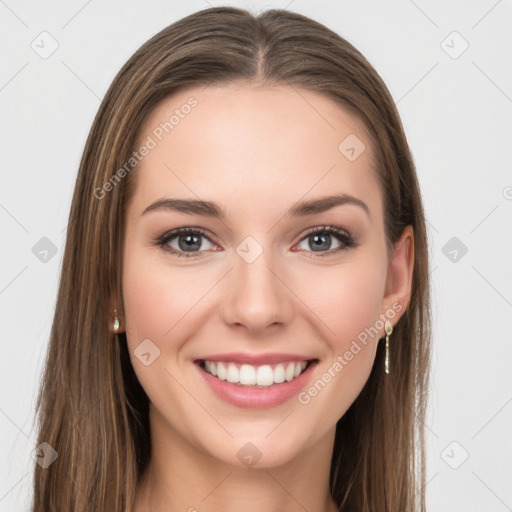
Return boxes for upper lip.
[195,352,317,366]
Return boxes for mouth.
[194,358,319,388]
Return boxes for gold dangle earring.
[113,309,120,333]
[384,320,393,374]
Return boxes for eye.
[295,225,356,256]
[155,227,218,258]
[154,225,356,259]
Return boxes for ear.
[380,224,414,325]
[108,291,124,333]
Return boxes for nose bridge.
[221,236,293,331]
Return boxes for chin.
[200,431,313,470]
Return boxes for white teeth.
[256,365,273,386]
[239,364,256,385]
[203,360,309,387]
[226,363,239,383]
[285,362,295,382]
[217,362,227,380]
[273,364,285,383]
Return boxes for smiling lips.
[194,352,317,388]
[202,360,309,387]
[194,353,319,408]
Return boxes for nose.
[220,246,294,334]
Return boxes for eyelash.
[153,225,357,258]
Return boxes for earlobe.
[382,225,414,322]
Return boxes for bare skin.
[110,83,414,512]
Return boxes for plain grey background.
[1,1,511,510]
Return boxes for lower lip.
[194,360,318,409]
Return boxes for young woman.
[32,6,431,512]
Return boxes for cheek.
[121,248,218,353]
[121,244,185,350]
[294,254,387,345]
[120,250,204,408]
[292,259,386,423]
[122,256,167,345]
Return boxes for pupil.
[179,234,201,251]
[310,234,330,251]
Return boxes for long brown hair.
[32,7,431,511]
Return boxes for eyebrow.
[141,193,370,220]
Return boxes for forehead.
[130,83,381,222]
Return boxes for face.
[118,83,410,468]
